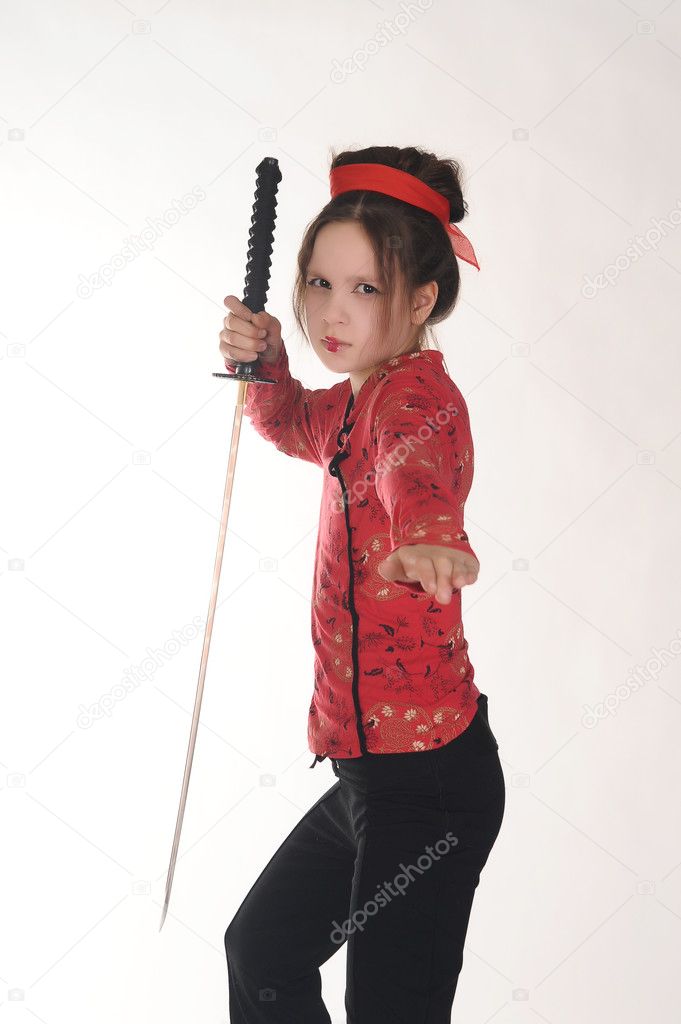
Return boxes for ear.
[411,281,438,325]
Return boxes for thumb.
[377,551,403,582]
[252,309,277,331]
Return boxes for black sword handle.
[213,156,282,383]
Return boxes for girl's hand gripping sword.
[159,157,282,931]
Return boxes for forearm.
[224,341,328,466]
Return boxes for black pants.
[224,693,505,1023]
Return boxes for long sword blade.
[159,378,247,930]
[159,157,281,931]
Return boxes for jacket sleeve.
[223,341,333,467]
[372,374,478,591]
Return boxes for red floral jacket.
[225,342,480,763]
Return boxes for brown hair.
[292,145,472,363]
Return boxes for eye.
[306,278,380,295]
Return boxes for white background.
[1,1,680,1022]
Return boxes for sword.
[159,156,282,931]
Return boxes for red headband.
[329,162,480,271]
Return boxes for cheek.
[359,338,388,365]
[304,293,324,317]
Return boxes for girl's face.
[304,221,429,396]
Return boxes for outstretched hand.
[377,544,480,605]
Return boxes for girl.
[219,145,505,1023]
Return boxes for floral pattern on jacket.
[225,341,480,758]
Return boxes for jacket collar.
[343,348,445,418]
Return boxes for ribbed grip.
[212,157,282,384]
[242,157,282,317]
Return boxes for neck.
[348,343,424,399]
[348,366,375,399]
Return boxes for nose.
[320,291,348,328]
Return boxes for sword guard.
[212,368,277,385]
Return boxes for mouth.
[323,336,348,352]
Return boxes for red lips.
[323,336,348,353]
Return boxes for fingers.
[219,329,265,363]
[433,555,479,601]
[454,563,479,587]
[403,553,477,604]
[397,552,446,602]
[223,294,258,323]
[431,556,456,604]
[220,294,268,364]
[223,296,271,331]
